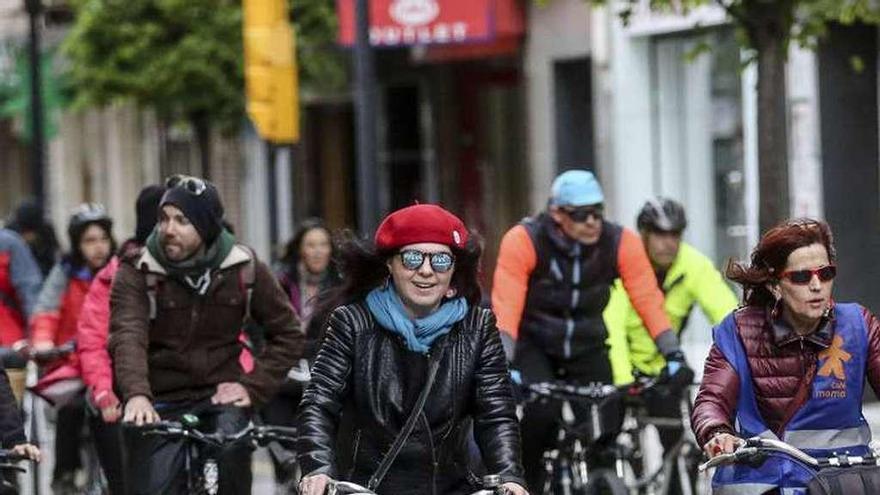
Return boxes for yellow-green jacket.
[603,242,738,384]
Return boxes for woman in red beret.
[296,204,528,495]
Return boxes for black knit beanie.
[134,185,167,244]
[159,179,224,244]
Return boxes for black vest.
[520,214,622,359]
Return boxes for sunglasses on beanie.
[165,174,208,196]
[398,249,456,273]
[780,265,836,285]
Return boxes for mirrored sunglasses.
[399,249,455,273]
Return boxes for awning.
[337,0,524,49]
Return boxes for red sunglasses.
[780,265,837,285]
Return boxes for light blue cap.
[550,170,604,207]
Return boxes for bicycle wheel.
[584,468,628,495]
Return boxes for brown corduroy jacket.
[109,244,303,408]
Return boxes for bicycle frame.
[617,387,706,495]
[133,419,298,494]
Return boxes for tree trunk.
[747,1,793,234]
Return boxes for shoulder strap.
[145,273,161,321]
[236,246,257,323]
[367,343,447,491]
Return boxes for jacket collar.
[136,244,252,276]
[770,303,835,349]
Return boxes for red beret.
[375,204,469,251]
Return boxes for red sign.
[338,0,495,47]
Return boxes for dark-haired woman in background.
[263,219,340,489]
[296,204,527,495]
[693,218,880,494]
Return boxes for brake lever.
[698,447,760,472]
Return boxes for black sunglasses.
[399,249,455,273]
[780,265,836,285]
[562,204,604,223]
[165,174,208,196]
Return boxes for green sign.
[0,43,68,142]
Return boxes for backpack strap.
[236,246,257,323]
[145,273,161,321]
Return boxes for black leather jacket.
[296,302,526,495]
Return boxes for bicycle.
[323,474,518,494]
[12,340,94,495]
[613,377,709,495]
[520,380,629,495]
[0,449,35,495]
[698,436,880,493]
[130,414,299,495]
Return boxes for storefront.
[298,0,529,286]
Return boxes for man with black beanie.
[109,175,303,494]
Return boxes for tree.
[63,0,244,175]
[552,0,880,232]
[289,0,349,95]
[63,0,347,173]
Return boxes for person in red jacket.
[76,185,165,495]
[30,203,115,494]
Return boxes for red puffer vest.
[693,304,880,446]
[0,253,26,345]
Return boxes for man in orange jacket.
[492,170,688,489]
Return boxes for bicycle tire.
[584,468,628,495]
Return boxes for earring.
[770,294,783,320]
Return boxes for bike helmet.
[68,202,113,246]
[636,197,687,233]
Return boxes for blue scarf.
[366,283,468,354]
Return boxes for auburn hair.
[726,218,835,307]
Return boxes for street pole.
[354,0,380,235]
[25,0,45,209]
[266,142,279,251]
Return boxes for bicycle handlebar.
[24,340,77,364]
[698,436,880,472]
[324,477,513,495]
[0,449,33,474]
[521,375,669,402]
[129,421,298,448]
[0,449,31,464]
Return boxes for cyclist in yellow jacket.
[603,197,737,494]
[604,197,737,383]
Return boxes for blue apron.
[711,303,871,495]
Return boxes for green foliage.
[63,0,347,130]
[290,0,349,94]
[63,0,245,131]
[542,0,880,54]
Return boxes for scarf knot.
[365,283,468,354]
